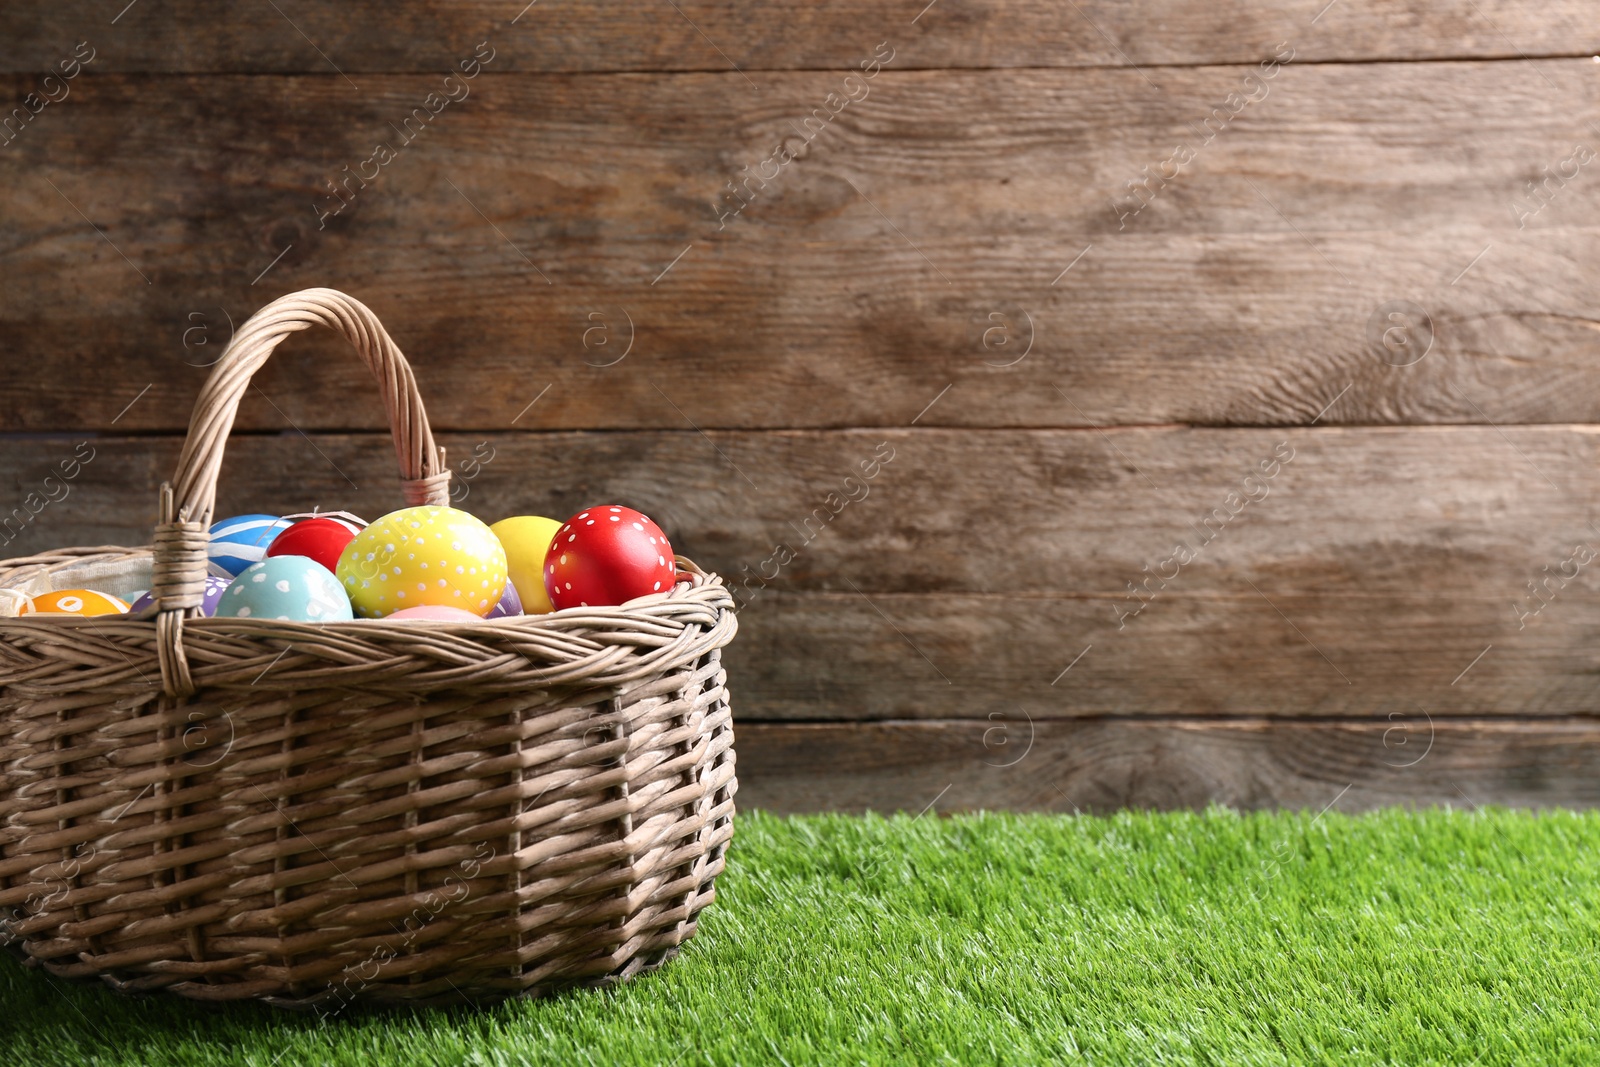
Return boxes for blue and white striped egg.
[208,514,294,576]
[217,555,353,622]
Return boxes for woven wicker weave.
[0,289,738,1009]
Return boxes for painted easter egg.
[217,555,353,622]
[335,505,507,619]
[489,515,562,615]
[208,514,294,576]
[128,574,231,616]
[281,510,367,532]
[545,506,677,610]
[387,605,482,621]
[22,589,130,616]
[485,577,523,619]
[267,516,361,573]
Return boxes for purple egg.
[486,578,523,619]
[129,575,232,617]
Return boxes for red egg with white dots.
[545,506,677,609]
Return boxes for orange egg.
[21,589,130,617]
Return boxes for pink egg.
[386,605,482,621]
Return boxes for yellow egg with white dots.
[335,505,507,619]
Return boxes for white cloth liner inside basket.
[0,554,153,616]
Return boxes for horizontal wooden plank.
[5,63,1600,431]
[6,426,1600,600]
[728,592,1600,718]
[733,720,1600,812]
[4,2,1599,73]
[4,426,1600,716]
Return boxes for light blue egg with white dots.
[218,555,354,622]
[209,514,294,576]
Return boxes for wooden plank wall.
[5,1,1600,815]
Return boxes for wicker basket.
[0,289,738,1009]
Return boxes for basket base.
[0,643,738,1010]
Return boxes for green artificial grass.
[4,807,1600,1066]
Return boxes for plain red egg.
[545,506,677,609]
[266,516,360,574]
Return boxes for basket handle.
[150,288,450,697]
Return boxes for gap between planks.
[32,53,1600,77]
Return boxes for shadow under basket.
[0,289,738,1009]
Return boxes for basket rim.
[0,544,735,632]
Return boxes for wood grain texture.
[7,8,1600,812]
[4,426,1599,717]
[4,2,1599,73]
[5,63,1600,431]
[733,719,1600,813]
[729,592,1600,718]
